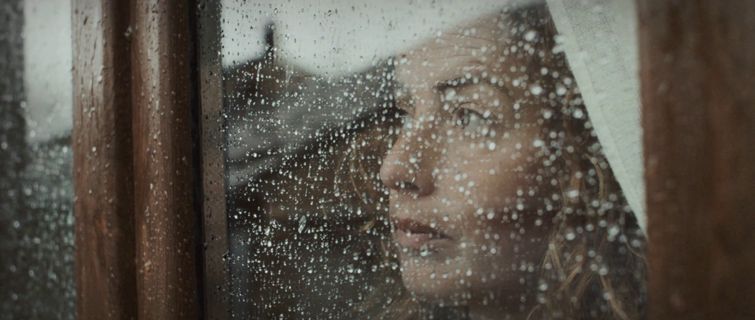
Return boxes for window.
[208,1,647,318]
[0,0,75,318]
[2,1,754,319]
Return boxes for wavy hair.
[340,3,647,319]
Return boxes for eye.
[452,106,493,137]
[394,108,413,133]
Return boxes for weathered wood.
[639,1,755,319]
[130,0,202,318]
[72,0,137,319]
[197,0,231,317]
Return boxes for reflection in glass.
[0,0,75,318]
[216,1,646,318]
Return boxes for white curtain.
[547,0,645,232]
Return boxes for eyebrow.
[393,72,480,99]
[392,77,476,114]
[392,82,414,112]
[432,62,492,92]
[392,68,515,110]
[433,75,476,93]
[439,71,518,103]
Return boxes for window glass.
[213,0,646,318]
[0,0,75,318]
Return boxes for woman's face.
[380,16,555,304]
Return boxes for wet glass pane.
[0,0,75,318]
[208,0,647,318]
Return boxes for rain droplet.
[529,84,543,95]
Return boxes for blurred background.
[0,0,75,318]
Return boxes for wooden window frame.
[639,1,755,319]
[72,0,209,318]
[71,0,755,319]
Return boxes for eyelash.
[450,104,494,137]
[393,108,413,132]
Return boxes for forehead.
[395,13,517,89]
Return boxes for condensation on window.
[214,0,646,319]
[0,0,75,318]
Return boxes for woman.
[374,3,646,319]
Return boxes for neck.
[468,304,532,320]
[467,287,538,320]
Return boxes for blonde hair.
[512,4,647,318]
[342,3,647,319]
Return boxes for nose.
[379,118,436,197]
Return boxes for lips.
[392,217,452,251]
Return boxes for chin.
[398,243,522,305]
[398,249,474,304]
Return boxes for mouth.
[392,217,453,253]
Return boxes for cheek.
[441,131,553,241]
[440,134,536,201]
[437,149,523,238]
